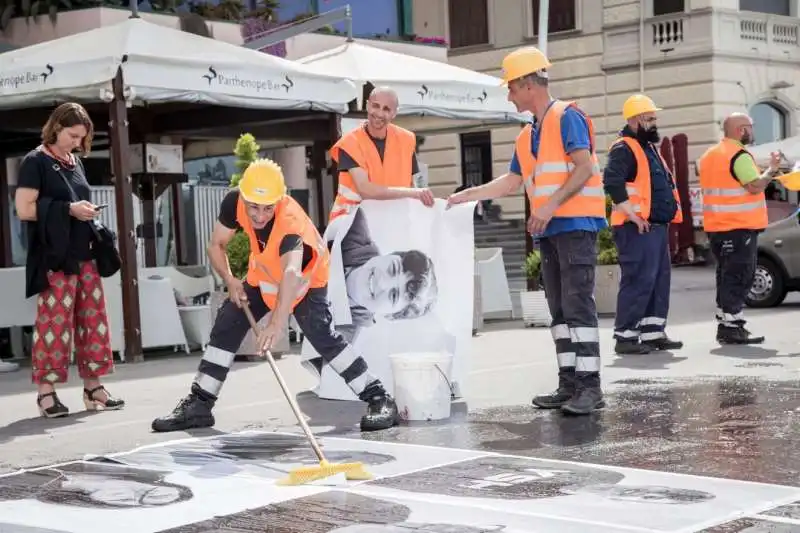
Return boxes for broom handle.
[242,304,327,463]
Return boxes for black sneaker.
[360,393,400,432]
[614,339,651,354]
[532,371,576,409]
[561,386,605,415]
[717,325,765,345]
[151,392,215,433]
[642,337,684,351]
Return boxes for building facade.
[412,0,800,220]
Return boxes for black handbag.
[54,163,122,278]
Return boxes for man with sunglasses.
[603,95,684,355]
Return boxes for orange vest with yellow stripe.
[237,195,329,310]
[609,136,684,226]
[328,123,416,223]
[698,139,768,232]
[514,100,605,218]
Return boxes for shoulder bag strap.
[52,162,102,241]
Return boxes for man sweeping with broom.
[152,158,400,434]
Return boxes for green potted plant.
[224,133,260,280]
[595,195,621,316]
[519,249,552,327]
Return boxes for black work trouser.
[539,230,601,388]
[708,229,758,327]
[192,283,379,401]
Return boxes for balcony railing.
[602,9,800,71]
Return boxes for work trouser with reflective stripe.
[708,229,759,327]
[539,230,601,388]
[612,222,672,342]
[192,283,380,402]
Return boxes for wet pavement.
[2,377,800,531]
[332,376,800,488]
[1,270,800,531]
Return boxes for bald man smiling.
[327,86,434,225]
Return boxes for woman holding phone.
[14,102,124,419]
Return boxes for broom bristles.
[276,461,373,485]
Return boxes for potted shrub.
[595,196,621,316]
[519,249,552,327]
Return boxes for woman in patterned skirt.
[14,102,124,418]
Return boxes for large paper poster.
[300,198,476,401]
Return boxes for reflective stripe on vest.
[608,137,684,226]
[328,123,416,223]
[515,100,606,218]
[697,139,768,232]
[236,195,330,310]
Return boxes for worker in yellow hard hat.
[603,94,684,356]
[447,46,607,416]
[152,158,400,434]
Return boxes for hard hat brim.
[239,189,285,206]
[625,106,663,120]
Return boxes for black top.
[337,126,421,175]
[218,189,313,269]
[18,149,94,261]
[602,126,678,224]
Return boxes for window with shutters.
[530,0,577,36]
[448,0,490,48]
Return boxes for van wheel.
[746,256,786,308]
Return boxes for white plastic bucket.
[389,352,453,421]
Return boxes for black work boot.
[561,376,605,415]
[614,339,651,355]
[717,324,765,345]
[642,337,684,351]
[359,385,399,432]
[151,386,215,433]
[532,370,576,409]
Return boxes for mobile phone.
[95,204,108,211]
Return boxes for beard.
[636,125,660,144]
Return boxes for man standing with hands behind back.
[698,112,780,345]
[603,94,684,355]
[328,86,434,226]
[448,46,606,416]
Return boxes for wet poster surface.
[0,431,798,533]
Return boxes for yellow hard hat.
[622,94,662,120]
[500,46,552,85]
[778,170,800,191]
[238,158,287,205]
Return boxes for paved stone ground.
[0,266,799,532]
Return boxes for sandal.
[83,385,125,411]
[37,391,69,419]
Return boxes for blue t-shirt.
[510,102,607,238]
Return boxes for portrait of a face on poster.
[300,198,476,401]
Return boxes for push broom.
[242,305,373,486]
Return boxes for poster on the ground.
[300,198,476,401]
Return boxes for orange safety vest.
[697,138,768,232]
[237,195,329,310]
[328,123,417,222]
[514,100,605,218]
[608,136,684,226]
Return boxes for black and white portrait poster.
[301,198,476,401]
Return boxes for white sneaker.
[0,360,19,372]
